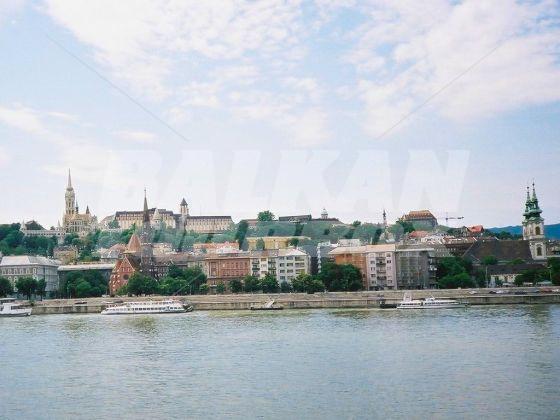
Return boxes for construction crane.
[442,212,464,226]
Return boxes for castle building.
[112,197,233,234]
[62,170,97,236]
[522,183,546,260]
[399,210,438,229]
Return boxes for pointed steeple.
[143,188,150,224]
[67,169,73,190]
[86,205,90,215]
[523,182,542,221]
[532,181,537,201]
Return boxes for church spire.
[143,188,150,224]
[532,181,537,201]
[67,169,73,190]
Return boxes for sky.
[0,0,559,229]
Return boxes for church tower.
[65,169,76,216]
[180,198,189,216]
[140,189,154,274]
[522,182,546,260]
[179,198,189,228]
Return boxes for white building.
[276,249,310,284]
[250,249,310,285]
[365,244,397,290]
[0,255,61,296]
[20,222,65,244]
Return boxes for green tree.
[260,273,279,293]
[317,263,362,292]
[216,282,226,294]
[36,279,47,300]
[0,277,13,297]
[127,272,158,296]
[255,238,266,251]
[116,284,128,296]
[288,237,300,247]
[352,220,361,227]
[230,279,243,294]
[291,274,306,293]
[64,233,79,246]
[292,273,324,294]
[16,277,37,300]
[61,270,108,298]
[438,272,475,289]
[482,255,498,265]
[243,275,261,293]
[257,210,275,222]
[548,258,560,285]
[108,219,120,229]
[280,281,292,293]
[515,268,547,286]
[235,220,249,249]
[158,276,185,296]
[199,284,209,295]
[437,257,472,277]
[75,280,93,298]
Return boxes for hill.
[489,223,560,240]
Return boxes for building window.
[535,226,541,235]
[537,246,542,256]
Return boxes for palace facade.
[111,196,233,234]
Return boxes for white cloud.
[287,108,330,147]
[345,0,560,137]
[40,0,560,144]
[0,146,11,167]
[0,0,25,26]
[114,129,156,144]
[0,104,51,136]
[46,111,81,123]
[43,0,308,100]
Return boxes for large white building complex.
[0,255,60,297]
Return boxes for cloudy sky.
[0,0,559,228]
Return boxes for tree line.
[0,276,47,300]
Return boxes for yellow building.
[246,236,311,250]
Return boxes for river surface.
[1,305,560,419]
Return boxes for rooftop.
[0,255,60,266]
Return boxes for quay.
[29,288,560,314]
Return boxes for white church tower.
[522,182,546,260]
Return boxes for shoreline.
[27,288,560,314]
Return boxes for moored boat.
[397,293,467,309]
[101,300,188,315]
[0,298,32,317]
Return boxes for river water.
[1,305,559,419]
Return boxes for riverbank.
[29,287,560,314]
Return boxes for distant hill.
[489,223,560,240]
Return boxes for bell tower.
[65,169,76,215]
[522,182,546,260]
[140,189,154,274]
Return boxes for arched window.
[535,226,541,235]
[537,246,542,256]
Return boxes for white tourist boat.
[0,298,32,317]
[101,300,187,315]
[397,293,467,309]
